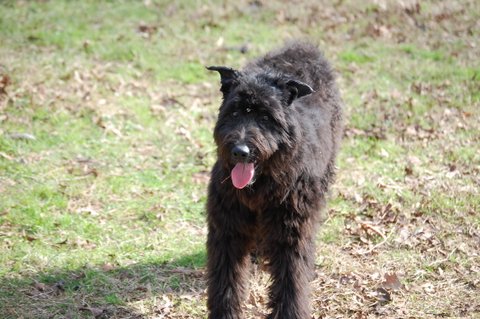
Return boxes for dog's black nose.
[231,144,250,160]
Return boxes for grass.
[1,0,479,318]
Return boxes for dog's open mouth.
[231,162,255,189]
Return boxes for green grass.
[1,0,479,318]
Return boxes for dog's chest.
[237,190,268,213]
[236,183,287,214]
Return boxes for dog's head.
[208,66,314,189]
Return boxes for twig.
[359,221,387,240]
[357,226,395,255]
[428,248,458,267]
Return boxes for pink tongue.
[231,163,255,189]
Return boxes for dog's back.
[245,41,335,94]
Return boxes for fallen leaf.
[55,280,65,292]
[422,282,435,294]
[101,263,115,272]
[0,74,10,95]
[137,22,158,37]
[405,165,414,176]
[74,239,97,249]
[375,287,392,303]
[0,152,14,161]
[79,307,105,318]
[34,282,47,292]
[56,238,68,245]
[24,234,37,242]
[379,148,389,158]
[382,273,403,290]
[175,126,192,142]
[76,206,98,216]
[134,286,148,292]
[192,171,210,184]
[8,132,36,141]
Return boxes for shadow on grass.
[0,251,207,319]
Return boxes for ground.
[0,0,479,318]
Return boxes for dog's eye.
[245,107,252,113]
[260,115,269,122]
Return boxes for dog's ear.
[207,66,240,96]
[284,79,314,105]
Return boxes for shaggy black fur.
[206,41,343,319]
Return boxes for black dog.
[206,41,343,319]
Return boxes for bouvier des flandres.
[206,41,343,319]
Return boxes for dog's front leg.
[206,205,253,319]
[263,209,315,319]
[206,229,252,319]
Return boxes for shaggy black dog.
[206,41,343,319]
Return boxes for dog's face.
[208,66,313,189]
